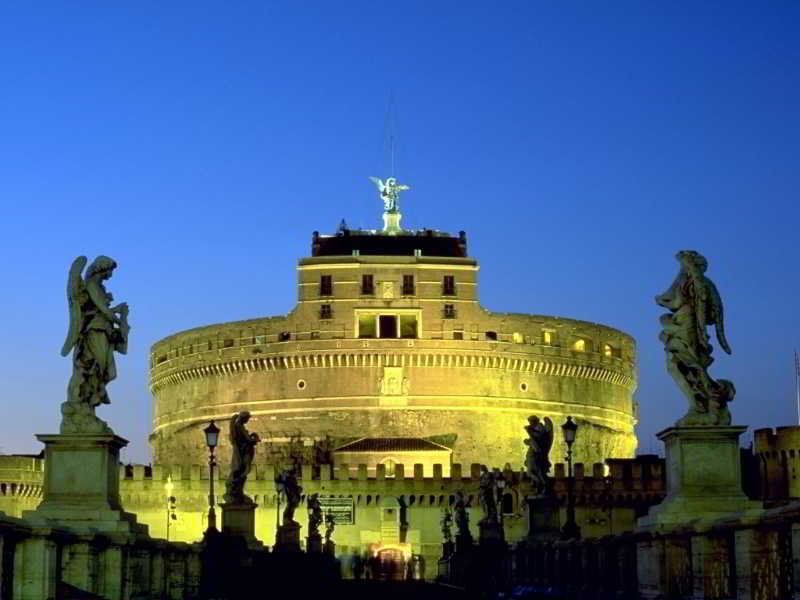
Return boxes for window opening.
[362,274,374,295]
[443,304,456,319]
[320,304,332,320]
[453,331,464,340]
[358,314,376,338]
[486,331,498,341]
[443,275,456,296]
[399,315,418,339]
[402,275,415,295]
[320,275,332,296]
[379,315,398,339]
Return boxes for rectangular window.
[362,274,374,295]
[443,275,456,296]
[443,304,456,319]
[379,315,398,339]
[358,314,376,338]
[320,304,332,319]
[402,275,415,296]
[453,331,464,340]
[320,275,332,296]
[399,315,418,339]
[542,331,553,345]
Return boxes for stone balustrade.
[0,511,201,600]
[511,500,800,600]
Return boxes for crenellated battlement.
[754,426,800,499]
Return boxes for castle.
[1,181,646,574]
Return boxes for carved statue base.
[220,502,262,549]
[441,540,455,559]
[638,426,762,530]
[307,532,323,553]
[274,521,302,552]
[60,401,113,435]
[23,433,145,535]
[478,520,505,546]
[526,496,561,542]
[455,532,473,554]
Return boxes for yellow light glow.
[543,331,552,345]
[603,344,613,357]
[164,474,174,497]
[573,339,585,352]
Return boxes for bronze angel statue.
[524,415,554,496]
[60,256,130,434]
[369,176,410,212]
[656,250,735,426]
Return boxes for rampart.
[754,425,800,499]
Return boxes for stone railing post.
[12,532,59,600]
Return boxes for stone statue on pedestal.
[369,176,410,213]
[307,493,323,536]
[276,467,302,525]
[478,466,499,525]
[324,509,336,543]
[454,490,470,538]
[441,507,453,543]
[61,256,130,434]
[524,415,554,496]
[224,411,260,504]
[656,250,735,426]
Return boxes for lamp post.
[165,475,177,540]
[203,420,220,535]
[561,416,581,540]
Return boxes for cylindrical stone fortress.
[149,228,638,469]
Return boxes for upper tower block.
[311,229,468,258]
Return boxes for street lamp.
[164,475,177,540]
[561,416,581,540]
[203,420,220,535]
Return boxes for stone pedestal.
[274,521,302,552]
[478,520,505,545]
[324,539,335,557]
[307,532,323,553]
[220,502,262,549]
[527,496,561,542]
[455,532,473,554]
[638,426,762,530]
[23,433,145,534]
[441,540,455,558]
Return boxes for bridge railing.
[0,512,201,600]
[511,500,800,600]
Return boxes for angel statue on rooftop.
[369,176,410,213]
[656,250,735,427]
[61,256,130,434]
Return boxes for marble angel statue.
[60,256,129,434]
[655,250,735,426]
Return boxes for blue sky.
[0,2,798,464]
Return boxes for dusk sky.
[1,2,798,465]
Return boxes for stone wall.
[149,320,637,471]
[0,453,666,581]
[754,425,800,499]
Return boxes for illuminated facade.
[149,222,639,472]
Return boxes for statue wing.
[542,417,554,455]
[61,256,87,357]
[368,176,384,192]
[707,278,732,354]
